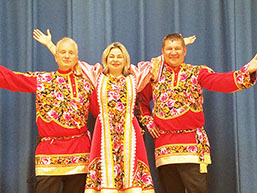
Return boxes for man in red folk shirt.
[0,37,93,193]
[136,33,257,193]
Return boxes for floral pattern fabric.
[35,71,93,128]
[34,71,93,175]
[234,64,257,89]
[106,75,127,189]
[0,67,94,176]
[85,74,154,193]
[152,63,256,120]
[155,128,210,162]
[152,64,203,119]
[86,159,153,190]
[136,62,256,173]
[35,153,89,168]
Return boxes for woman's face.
[107,47,125,76]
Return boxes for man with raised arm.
[136,33,257,193]
[0,37,95,193]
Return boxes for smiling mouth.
[111,63,121,66]
[169,57,178,60]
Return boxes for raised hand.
[247,53,257,73]
[33,29,56,55]
[33,29,52,46]
[151,56,162,81]
[184,35,197,45]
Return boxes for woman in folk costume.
[84,42,155,193]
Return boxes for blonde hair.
[56,37,78,55]
[102,42,130,75]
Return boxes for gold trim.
[124,76,135,187]
[85,187,155,193]
[36,165,88,176]
[154,107,202,120]
[14,71,37,77]
[99,75,115,187]
[36,114,85,129]
[36,153,88,157]
[233,71,243,91]
[156,154,211,168]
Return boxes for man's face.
[55,41,78,71]
[162,39,187,69]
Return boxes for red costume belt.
[160,128,196,134]
[41,132,88,144]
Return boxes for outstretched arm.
[33,29,56,55]
[184,35,196,45]
[199,53,257,93]
[0,65,36,93]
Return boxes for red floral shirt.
[0,65,94,176]
[136,62,256,171]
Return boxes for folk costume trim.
[233,63,257,90]
[97,74,137,189]
[35,153,89,175]
[124,75,136,188]
[14,71,38,77]
[97,74,113,187]
[154,127,211,173]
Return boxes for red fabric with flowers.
[0,65,93,175]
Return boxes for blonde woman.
[84,42,155,192]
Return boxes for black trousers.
[35,174,87,193]
[158,164,208,193]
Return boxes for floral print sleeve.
[139,115,158,133]
[135,83,157,134]
[234,63,257,89]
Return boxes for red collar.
[57,68,72,75]
[164,63,181,73]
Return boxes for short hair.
[102,42,130,75]
[56,37,78,55]
[162,33,185,48]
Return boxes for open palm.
[33,29,52,45]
